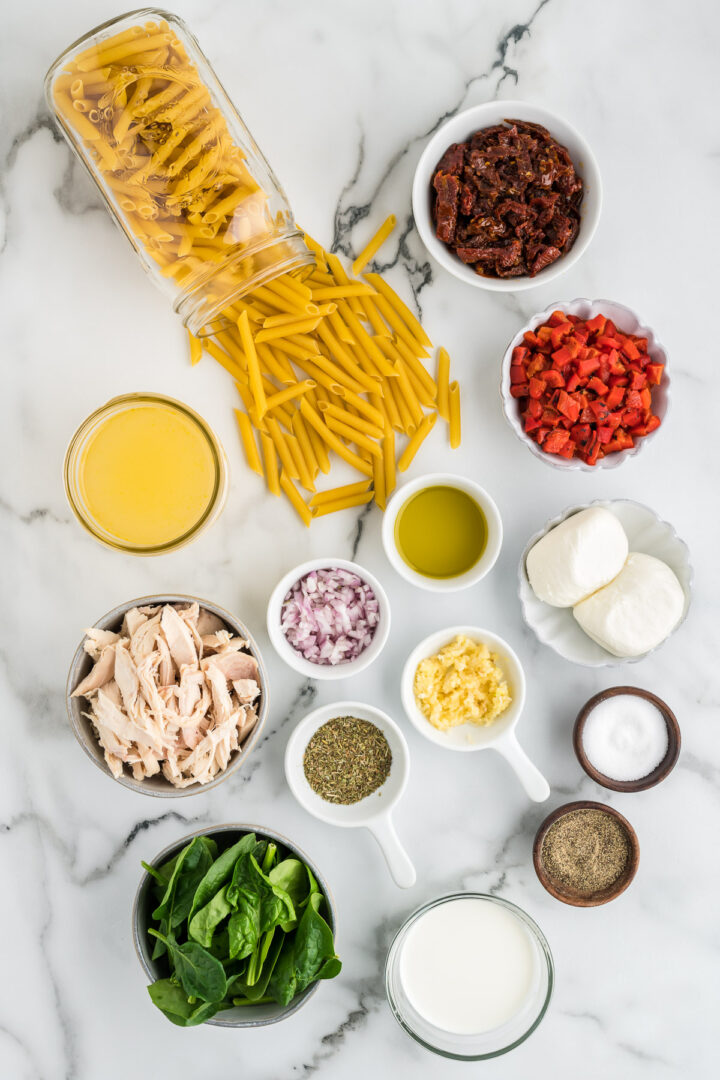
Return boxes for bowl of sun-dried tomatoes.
[413,101,601,291]
[501,299,670,469]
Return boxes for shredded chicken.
[73,603,261,787]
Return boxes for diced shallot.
[280,568,380,666]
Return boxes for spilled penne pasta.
[197,220,461,524]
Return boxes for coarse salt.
[582,694,668,782]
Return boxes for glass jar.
[64,392,228,555]
[45,9,312,335]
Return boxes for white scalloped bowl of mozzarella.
[518,500,693,667]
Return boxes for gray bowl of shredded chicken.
[66,594,269,796]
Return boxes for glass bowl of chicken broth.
[385,893,553,1059]
[66,594,268,796]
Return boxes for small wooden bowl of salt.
[573,686,681,793]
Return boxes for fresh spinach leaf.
[188,833,258,921]
[149,930,227,1003]
[188,885,233,947]
[269,859,311,931]
[233,930,285,1001]
[226,853,295,959]
[268,892,340,1006]
[147,979,227,1027]
[152,837,216,930]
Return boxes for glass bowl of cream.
[385,893,553,1060]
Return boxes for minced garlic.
[413,634,511,731]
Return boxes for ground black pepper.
[303,716,392,804]
[541,808,630,893]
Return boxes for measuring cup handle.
[494,732,550,802]
[368,815,416,888]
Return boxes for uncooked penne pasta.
[398,413,437,472]
[448,380,461,449]
[280,472,312,527]
[187,329,203,366]
[260,431,280,495]
[234,409,263,476]
[437,346,451,421]
[309,480,372,507]
[311,491,374,518]
[352,214,396,276]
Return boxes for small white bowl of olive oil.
[382,473,503,592]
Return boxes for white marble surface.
[1,0,719,1076]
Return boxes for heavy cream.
[398,897,538,1035]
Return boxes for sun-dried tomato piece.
[432,171,460,244]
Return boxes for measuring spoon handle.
[494,732,550,802]
[368,815,416,888]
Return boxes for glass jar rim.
[64,391,227,555]
[384,891,554,1060]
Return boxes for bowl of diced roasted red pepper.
[501,299,668,468]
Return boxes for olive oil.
[394,485,487,578]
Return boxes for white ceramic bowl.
[285,700,416,887]
[412,100,602,292]
[266,558,391,680]
[518,500,693,667]
[400,626,550,801]
[501,298,670,471]
[382,474,503,592]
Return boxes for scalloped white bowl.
[501,298,670,471]
[518,500,693,667]
[412,100,602,292]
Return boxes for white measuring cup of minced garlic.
[401,626,550,802]
[285,700,416,888]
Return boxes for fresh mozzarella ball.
[526,507,628,607]
[573,552,685,657]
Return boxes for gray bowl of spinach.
[133,824,341,1027]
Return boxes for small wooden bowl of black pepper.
[533,801,639,907]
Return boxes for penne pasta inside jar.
[45,9,313,333]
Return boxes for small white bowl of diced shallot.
[266,559,391,680]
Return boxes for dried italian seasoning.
[303,716,392,804]
[541,808,630,894]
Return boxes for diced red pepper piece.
[597,425,614,444]
[570,423,592,445]
[526,355,547,377]
[548,310,568,326]
[587,376,609,396]
[557,439,576,459]
[622,339,640,360]
[510,383,529,398]
[551,345,574,368]
[589,400,610,421]
[528,377,546,400]
[543,429,571,454]
[565,372,581,393]
[550,323,572,349]
[526,398,543,419]
[623,408,643,427]
[542,369,565,389]
[537,326,553,344]
[577,357,601,378]
[646,363,664,385]
[605,386,625,409]
[510,364,526,385]
[512,346,530,365]
[629,370,647,390]
[557,391,580,423]
[585,314,606,335]
[523,331,541,347]
[524,414,542,433]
